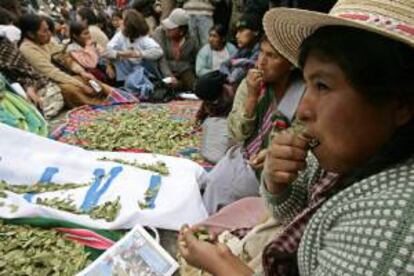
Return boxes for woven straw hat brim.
[264,8,414,66]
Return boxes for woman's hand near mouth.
[264,131,309,195]
[299,131,321,150]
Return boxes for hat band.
[335,12,414,37]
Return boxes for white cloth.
[0,123,208,230]
[0,25,21,43]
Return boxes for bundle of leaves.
[0,220,90,275]
[1,180,121,222]
[77,107,200,155]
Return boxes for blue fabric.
[113,59,140,82]
[124,67,154,100]
[219,42,260,86]
[196,43,237,77]
[114,58,163,100]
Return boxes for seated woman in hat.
[178,0,414,275]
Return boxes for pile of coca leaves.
[77,107,201,156]
[0,220,90,275]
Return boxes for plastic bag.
[200,117,233,164]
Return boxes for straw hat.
[263,0,414,65]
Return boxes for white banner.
[0,123,208,230]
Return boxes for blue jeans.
[113,59,137,82]
[113,59,162,82]
[188,14,214,48]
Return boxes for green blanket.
[0,76,47,136]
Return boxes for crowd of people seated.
[0,0,282,113]
[1,0,413,275]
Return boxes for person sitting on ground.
[77,7,109,49]
[195,24,237,78]
[193,16,262,126]
[106,9,163,94]
[179,1,414,275]
[0,36,64,119]
[200,35,304,214]
[219,12,262,90]
[19,13,112,108]
[67,21,116,84]
[153,8,198,93]
[193,70,237,164]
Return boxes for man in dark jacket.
[153,8,198,92]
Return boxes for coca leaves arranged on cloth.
[77,106,200,155]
